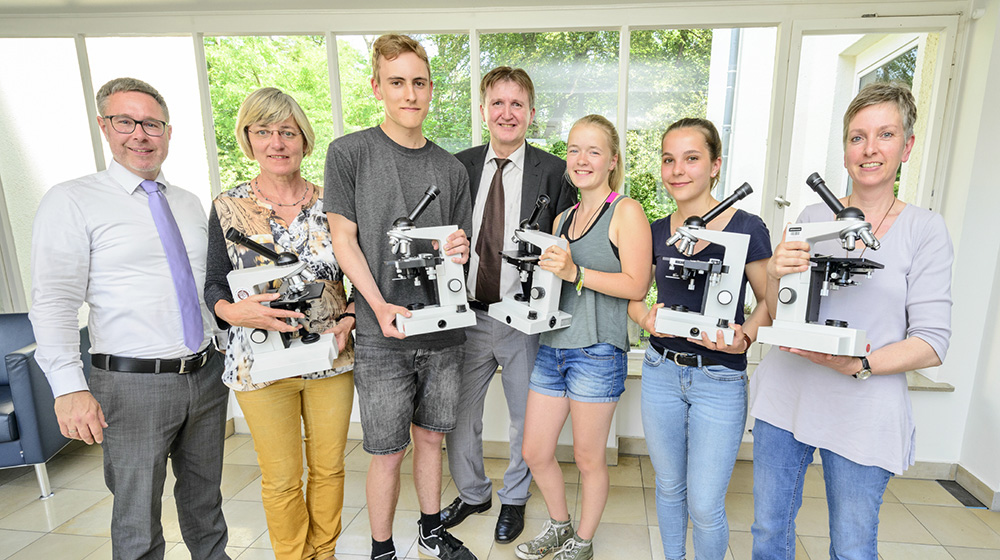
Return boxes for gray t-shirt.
[749,202,953,474]
[323,126,473,349]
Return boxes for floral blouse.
[206,181,354,391]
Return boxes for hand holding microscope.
[225,228,338,383]
[654,182,754,345]
[385,185,476,336]
[756,172,883,357]
[488,195,572,334]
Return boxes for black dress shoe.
[494,503,526,543]
[440,495,492,528]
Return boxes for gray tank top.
[540,193,629,351]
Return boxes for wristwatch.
[853,356,872,380]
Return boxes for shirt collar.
[485,141,526,171]
[107,160,169,194]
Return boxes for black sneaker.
[371,551,397,560]
[417,520,478,559]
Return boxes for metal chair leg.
[34,463,53,499]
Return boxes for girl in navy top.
[628,118,771,560]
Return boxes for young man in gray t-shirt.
[324,34,475,560]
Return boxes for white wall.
[0,38,97,305]
[950,0,1000,497]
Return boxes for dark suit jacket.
[455,142,577,234]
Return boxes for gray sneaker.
[514,519,575,560]
[552,537,593,560]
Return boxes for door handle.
[774,196,791,208]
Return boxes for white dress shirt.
[467,142,527,301]
[29,160,215,398]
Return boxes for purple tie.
[140,180,203,353]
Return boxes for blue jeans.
[641,346,747,560]
[751,419,892,560]
[530,343,627,403]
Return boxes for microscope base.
[249,332,339,383]
[757,320,871,357]
[396,306,476,336]
[654,309,735,345]
[488,300,572,335]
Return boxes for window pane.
[338,34,471,152]
[0,38,95,304]
[204,35,332,189]
[86,36,214,208]
[480,31,620,156]
[783,32,936,224]
[627,28,776,223]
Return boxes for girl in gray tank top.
[514,115,651,560]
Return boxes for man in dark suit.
[442,66,576,544]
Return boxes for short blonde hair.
[371,34,431,84]
[234,87,316,159]
[570,114,623,193]
[842,82,917,145]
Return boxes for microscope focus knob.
[717,290,733,305]
[447,278,463,293]
[778,287,796,304]
[530,286,545,300]
[250,329,268,344]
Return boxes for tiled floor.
[2,436,999,559]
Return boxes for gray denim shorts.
[353,343,463,455]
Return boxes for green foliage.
[204,35,334,189]
[203,29,713,228]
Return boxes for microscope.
[224,228,338,383]
[488,195,572,334]
[385,185,476,336]
[756,173,884,357]
[653,182,753,345]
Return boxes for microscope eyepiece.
[225,227,298,265]
[405,185,442,223]
[702,182,753,224]
[805,173,846,214]
[521,195,551,230]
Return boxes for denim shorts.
[529,343,627,403]
[353,344,463,455]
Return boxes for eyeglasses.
[102,115,168,137]
[247,127,302,141]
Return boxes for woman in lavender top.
[749,82,953,560]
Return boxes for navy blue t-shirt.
[649,208,771,371]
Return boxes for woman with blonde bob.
[204,87,355,560]
[750,82,953,560]
[516,114,652,560]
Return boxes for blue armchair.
[1,312,91,499]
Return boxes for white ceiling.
[0,0,672,16]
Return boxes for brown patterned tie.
[475,158,510,304]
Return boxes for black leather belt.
[654,346,721,367]
[468,300,490,312]
[92,346,213,374]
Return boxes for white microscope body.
[225,229,338,384]
[756,173,883,357]
[387,186,476,336]
[488,195,572,334]
[654,182,754,345]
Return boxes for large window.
[780,32,940,225]
[204,35,333,188]
[626,28,776,224]
[0,38,95,307]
